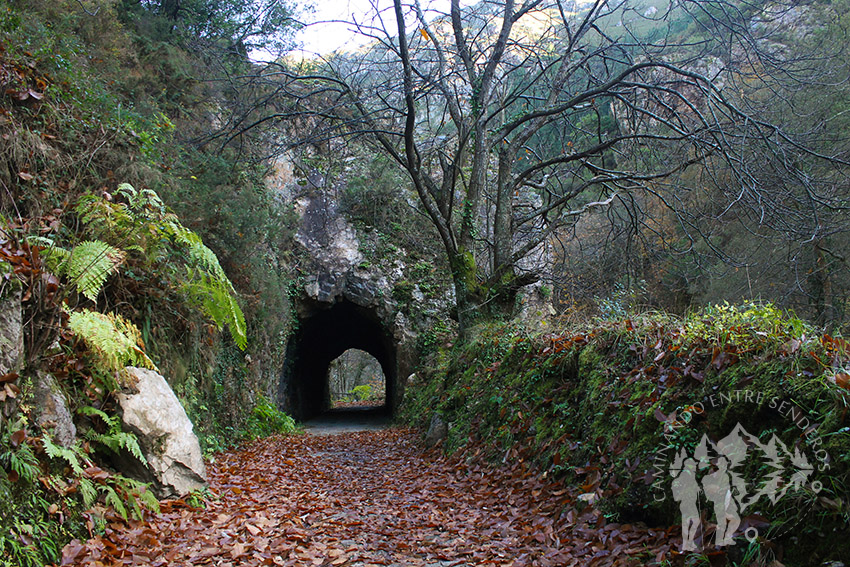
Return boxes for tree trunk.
[160,0,180,20]
[449,246,522,336]
[493,149,513,274]
[810,239,835,328]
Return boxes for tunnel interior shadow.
[281,300,397,421]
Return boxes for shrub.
[352,384,372,402]
[244,396,296,440]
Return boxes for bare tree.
[214,0,850,332]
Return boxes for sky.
[293,0,398,58]
[289,0,481,58]
[281,0,595,60]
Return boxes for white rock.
[117,367,206,497]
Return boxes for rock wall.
[33,371,77,447]
[0,278,23,376]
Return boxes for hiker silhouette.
[702,455,740,547]
[671,451,700,552]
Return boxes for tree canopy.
[216,0,850,331]
[125,0,302,54]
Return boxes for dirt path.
[62,429,678,566]
[302,408,391,435]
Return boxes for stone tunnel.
[279,297,402,421]
[270,173,421,422]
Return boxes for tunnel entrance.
[280,299,398,421]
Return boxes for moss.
[403,311,850,561]
[450,248,478,290]
[392,280,415,303]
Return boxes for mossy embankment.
[403,304,850,563]
[0,2,302,564]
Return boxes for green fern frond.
[68,310,157,372]
[226,291,247,350]
[28,237,125,301]
[78,405,111,423]
[75,194,135,241]
[26,236,70,273]
[116,432,145,463]
[0,417,40,484]
[78,406,147,462]
[169,224,231,283]
[83,429,146,464]
[137,484,160,514]
[41,437,85,476]
[66,241,125,302]
[109,474,160,519]
[101,485,128,520]
[184,275,247,350]
[115,183,138,202]
[8,446,40,484]
[79,477,97,509]
[85,183,248,350]
[176,232,246,350]
[117,183,169,220]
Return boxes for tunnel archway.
[280,299,398,421]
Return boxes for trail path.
[63,429,679,566]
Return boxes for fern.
[27,237,124,301]
[169,222,247,349]
[118,183,247,349]
[78,477,97,509]
[96,474,160,520]
[135,483,160,514]
[79,406,147,464]
[117,183,171,220]
[75,194,135,242]
[67,310,157,372]
[111,475,160,519]
[8,448,40,483]
[26,236,70,273]
[73,183,249,350]
[185,274,247,350]
[101,484,128,520]
[0,416,40,484]
[0,442,40,485]
[66,241,125,301]
[170,225,231,283]
[41,431,157,520]
[41,437,85,476]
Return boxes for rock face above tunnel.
[294,186,400,321]
[294,182,416,333]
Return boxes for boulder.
[0,281,23,376]
[116,367,206,498]
[424,413,448,448]
[33,371,77,447]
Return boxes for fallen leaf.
[10,429,26,447]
